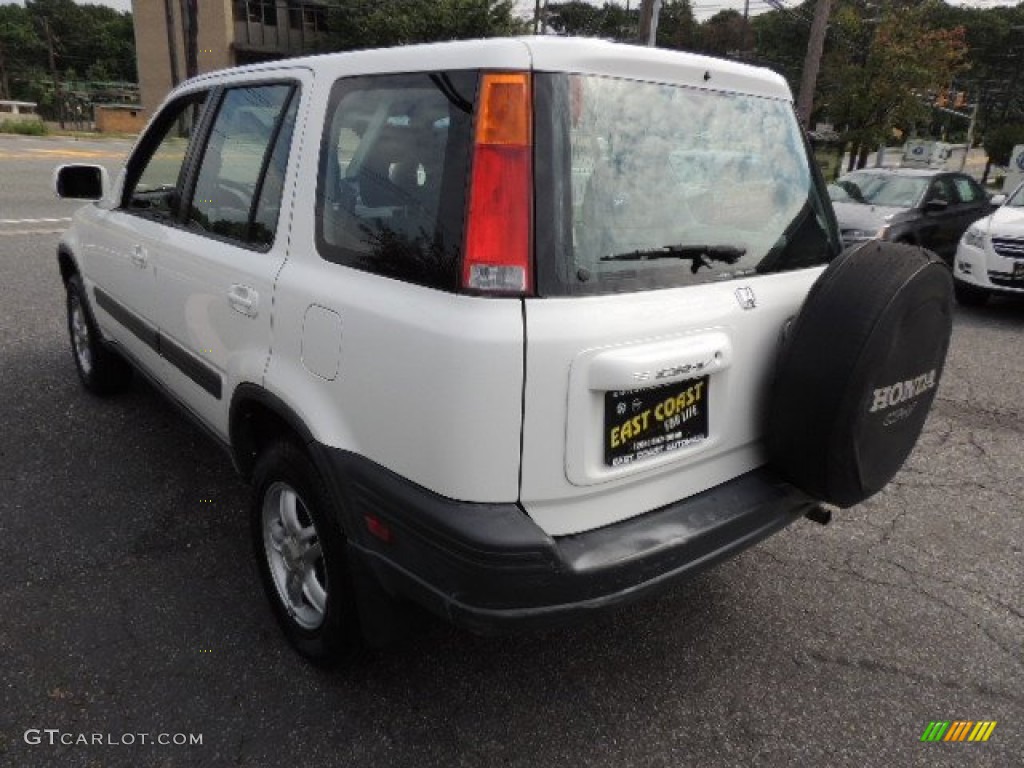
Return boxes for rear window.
[315,72,478,291]
[535,73,840,296]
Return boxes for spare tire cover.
[767,241,953,508]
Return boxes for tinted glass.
[535,73,840,296]
[952,176,983,204]
[927,177,955,204]
[126,92,207,218]
[315,72,477,291]
[188,84,295,247]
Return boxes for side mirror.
[924,198,948,213]
[990,194,1006,207]
[54,164,108,200]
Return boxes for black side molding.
[94,287,159,352]
[92,285,221,399]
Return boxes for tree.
[749,1,810,89]
[327,0,528,52]
[0,5,44,99]
[656,0,698,51]
[542,2,635,40]
[698,9,749,57]
[982,123,1024,182]
[818,0,967,170]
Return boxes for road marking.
[0,229,66,236]
[0,148,124,160]
[0,218,72,225]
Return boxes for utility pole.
[179,0,199,81]
[163,0,180,89]
[961,100,980,172]
[43,18,63,129]
[796,0,832,127]
[638,0,663,47]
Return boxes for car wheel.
[767,241,953,507]
[953,280,989,307]
[251,441,360,665]
[66,274,132,395]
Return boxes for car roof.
[840,167,948,179]
[179,36,792,102]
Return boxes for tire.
[953,279,990,307]
[251,441,360,665]
[65,274,132,395]
[767,241,953,508]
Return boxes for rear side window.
[535,74,841,296]
[187,83,297,248]
[315,72,478,291]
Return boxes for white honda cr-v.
[55,37,953,664]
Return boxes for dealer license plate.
[604,376,709,467]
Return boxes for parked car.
[829,167,994,263]
[953,182,1024,305]
[53,37,953,664]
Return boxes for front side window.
[927,177,955,204]
[187,83,296,248]
[535,74,840,296]
[315,72,477,291]
[124,92,208,219]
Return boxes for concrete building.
[132,0,329,117]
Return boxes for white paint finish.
[301,305,342,381]
[522,36,792,101]
[151,69,313,438]
[73,205,164,374]
[268,259,524,504]
[61,35,820,528]
[520,268,824,536]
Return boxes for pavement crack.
[799,649,1023,704]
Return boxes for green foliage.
[545,2,636,40]
[656,1,698,50]
[326,0,528,51]
[817,0,967,151]
[0,0,135,102]
[0,119,48,136]
[699,9,750,56]
[749,1,809,89]
[982,124,1024,168]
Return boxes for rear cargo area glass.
[535,73,840,296]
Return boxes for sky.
[0,0,1019,24]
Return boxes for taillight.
[462,72,533,295]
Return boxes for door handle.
[130,244,148,268]
[227,284,259,317]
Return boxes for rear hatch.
[520,41,841,536]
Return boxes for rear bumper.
[314,446,819,633]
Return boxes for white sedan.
[953,183,1024,305]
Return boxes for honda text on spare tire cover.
[52,37,954,665]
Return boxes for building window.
[236,1,278,27]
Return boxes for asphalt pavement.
[0,133,1021,767]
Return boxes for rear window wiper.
[599,244,746,273]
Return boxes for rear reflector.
[463,72,533,295]
[364,514,392,543]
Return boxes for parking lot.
[0,133,1021,767]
